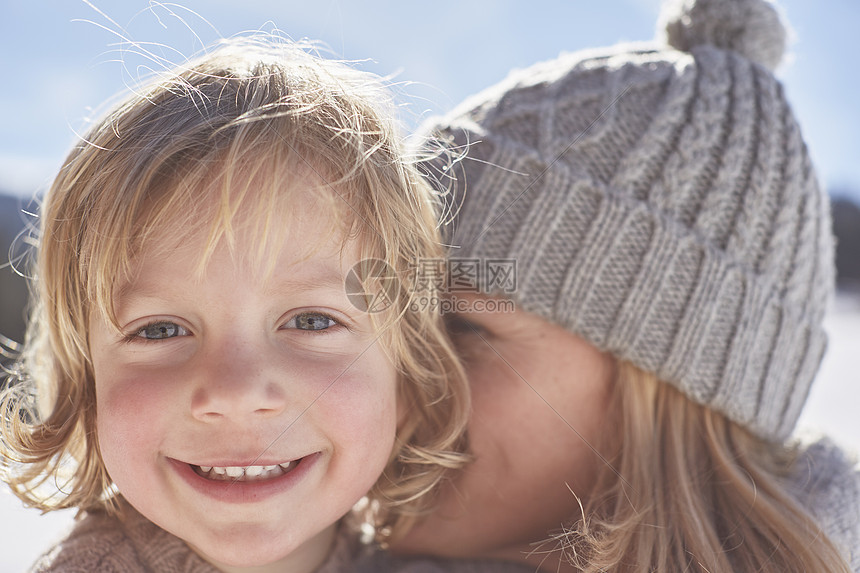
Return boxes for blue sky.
[2,0,858,199]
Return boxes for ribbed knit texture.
[424,0,834,441]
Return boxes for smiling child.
[0,37,469,572]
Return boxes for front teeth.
[193,461,296,482]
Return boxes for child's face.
[88,182,398,571]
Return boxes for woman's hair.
[549,360,851,572]
[0,37,469,538]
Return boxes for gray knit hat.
[424,0,834,441]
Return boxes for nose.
[190,343,289,422]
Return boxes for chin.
[190,534,293,568]
[394,518,543,564]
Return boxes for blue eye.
[135,321,189,340]
[284,312,339,331]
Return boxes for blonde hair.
[0,37,469,538]
[548,361,851,572]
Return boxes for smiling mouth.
[191,461,298,482]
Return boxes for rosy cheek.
[322,372,396,429]
[314,359,398,456]
[96,369,177,470]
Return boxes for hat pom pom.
[659,0,787,70]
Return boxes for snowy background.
[1,1,858,571]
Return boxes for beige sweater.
[29,504,367,573]
[27,504,530,573]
